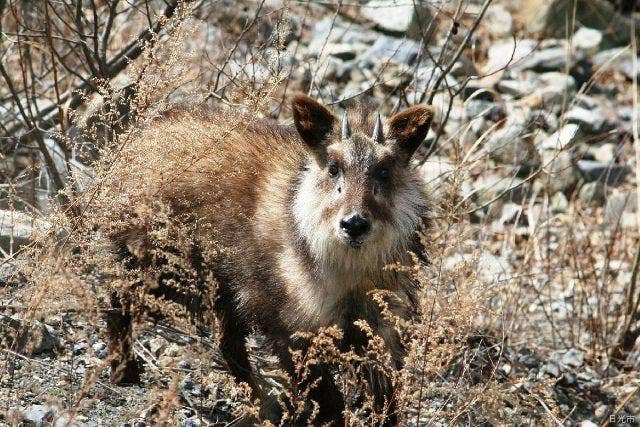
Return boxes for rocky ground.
[1,0,640,425]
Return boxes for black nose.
[340,214,371,239]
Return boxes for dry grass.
[1,0,639,425]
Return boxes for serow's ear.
[387,105,434,160]
[291,94,336,150]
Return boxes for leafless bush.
[1,0,639,424]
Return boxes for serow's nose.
[340,214,371,239]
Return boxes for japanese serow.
[105,95,433,425]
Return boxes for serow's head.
[291,94,433,256]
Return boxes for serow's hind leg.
[105,292,142,384]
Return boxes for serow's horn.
[372,112,383,143]
[342,112,351,139]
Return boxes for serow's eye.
[378,167,389,180]
[328,162,340,177]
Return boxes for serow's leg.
[105,292,142,384]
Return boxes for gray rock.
[308,17,376,58]
[360,35,421,66]
[578,181,606,206]
[485,123,540,173]
[604,189,636,229]
[92,341,106,352]
[0,315,59,355]
[23,404,54,426]
[180,378,201,397]
[576,159,631,186]
[361,0,433,38]
[0,260,27,286]
[573,27,603,54]
[418,156,455,187]
[73,341,88,355]
[484,4,513,37]
[539,361,561,377]
[559,348,585,368]
[515,46,569,72]
[539,151,580,193]
[522,72,576,108]
[499,203,526,226]
[589,143,617,164]
[0,210,51,253]
[443,252,513,284]
[565,106,605,133]
[520,0,639,47]
[593,47,640,80]
[551,192,569,213]
[183,417,202,427]
[323,43,363,61]
[472,174,531,206]
[464,100,500,119]
[496,79,538,98]
[40,138,93,193]
[485,38,537,74]
[540,123,580,151]
[539,71,576,93]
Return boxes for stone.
[496,79,538,98]
[578,182,606,206]
[565,106,605,134]
[418,156,455,187]
[518,0,639,47]
[472,174,531,207]
[539,71,576,90]
[573,27,603,55]
[73,341,88,355]
[521,73,576,108]
[484,123,541,174]
[605,189,637,228]
[559,348,584,368]
[464,100,501,120]
[484,38,537,74]
[0,260,27,287]
[323,43,363,61]
[0,210,51,253]
[92,341,108,359]
[576,160,631,186]
[361,0,434,39]
[23,404,54,426]
[443,252,513,284]
[499,203,526,226]
[539,151,580,194]
[515,46,569,72]
[539,361,561,378]
[41,138,94,193]
[590,143,617,164]
[484,4,513,37]
[183,418,202,427]
[359,35,421,66]
[148,337,166,357]
[551,192,569,213]
[308,17,375,58]
[0,315,59,355]
[593,47,640,80]
[540,124,580,151]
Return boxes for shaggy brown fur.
[104,95,433,425]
